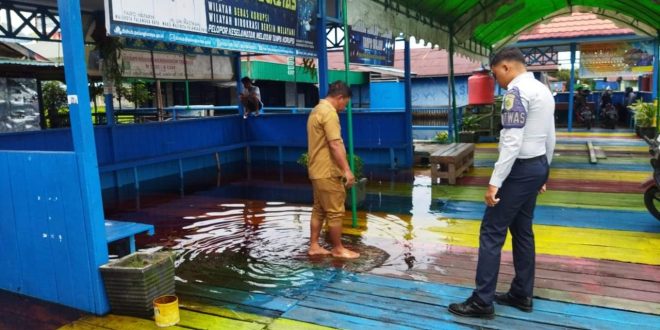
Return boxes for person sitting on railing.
[239,76,263,119]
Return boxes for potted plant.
[100,252,175,317]
[433,131,450,144]
[459,114,483,143]
[297,152,367,207]
[630,100,657,139]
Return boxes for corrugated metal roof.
[0,58,60,66]
[518,13,636,41]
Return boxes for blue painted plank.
[0,153,21,292]
[326,281,629,330]
[176,283,298,313]
[39,153,75,307]
[314,287,560,330]
[348,274,660,328]
[430,200,659,233]
[104,220,155,243]
[283,306,419,330]
[51,154,95,310]
[8,153,58,301]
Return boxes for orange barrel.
[468,70,495,105]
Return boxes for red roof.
[518,13,635,41]
[329,49,484,77]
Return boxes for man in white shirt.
[449,47,556,318]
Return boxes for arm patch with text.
[501,87,527,129]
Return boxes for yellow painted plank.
[58,315,187,330]
[344,217,660,265]
[555,132,638,138]
[267,318,337,330]
[180,298,273,324]
[467,167,649,182]
[177,309,265,330]
[477,143,648,153]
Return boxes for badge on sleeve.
[501,87,527,129]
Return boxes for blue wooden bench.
[105,220,155,253]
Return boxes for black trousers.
[473,155,550,305]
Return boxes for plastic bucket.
[153,295,179,327]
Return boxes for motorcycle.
[601,103,618,129]
[641,134,660,220]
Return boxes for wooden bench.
[105,220,155,254]
[430,143,475,185]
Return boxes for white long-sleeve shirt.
[489,72,556,188]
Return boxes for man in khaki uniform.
[306,81,360,259]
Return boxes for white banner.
[121,50,154,78]
[152,52,186,80]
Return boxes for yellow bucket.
[153,295,180,327]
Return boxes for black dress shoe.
[448,296,495,319]
[495,292,533,312]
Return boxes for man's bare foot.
[308,245,332,256]
[332,247,360,259]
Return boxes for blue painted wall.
[0,151,106,312]
[246,112,411,166]
[412,77,469,107]
[370,82,405,110]
[0,112,412,178]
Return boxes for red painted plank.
[456,176,644,193]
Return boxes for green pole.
[185,80,190,109]
[342,0,358,228]
[449,25,459,142]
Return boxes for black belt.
[515,155,545,163]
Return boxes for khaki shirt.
[307,100,343,179]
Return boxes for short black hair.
[490,47,526,67]
[241,77,252,84]
[327,80,352,98]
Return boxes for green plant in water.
[297,152,364,178]
[630,100,656,127]
[434,131,449,143]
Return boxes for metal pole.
[234,52,244,116]
[317,0,329,97]
[449,26,459,142]
[36,79,46,129]
[183,53,190,109]
[653,35,659,127]
[57,0,109,314]
[404,37,413,166]
[568,43,576,132]
[342,0,358,228]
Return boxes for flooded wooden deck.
[8,129,660,329]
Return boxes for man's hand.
[539,184,547,194]
[344,170,355,189]
[485,185,500,207]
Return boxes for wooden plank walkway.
[48,130,660,329]
[57,272,660,330]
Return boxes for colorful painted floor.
[57,129,659,329]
